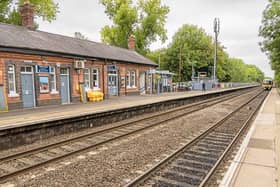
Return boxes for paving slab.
[0,87,248,129]
[221,89,279,187]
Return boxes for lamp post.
[213,17,220,85]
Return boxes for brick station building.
[0,2,157,110]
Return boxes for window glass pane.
[126,71,130,87]
[26,66,32,72]
[8,65,16,93]
[60,68,68,74]
[8,66,14,72]
[92,68,99,87]
[50,74,55,90]
[131,71,135,87]
[50,67,55,73]
[20,67,25,72]
[84,69,90,88]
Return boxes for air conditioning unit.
[74,60,85,69]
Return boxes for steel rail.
[198,91,267,187]
[0,88,260,182]
[125,90,266,187]
[0,89,252,163]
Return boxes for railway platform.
[220,88,280,187]
[0,86,250,129]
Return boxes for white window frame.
[92,68,99,88]
[50,66,58,94]
[126,71,131,88]
[131,71,136,88]
[7,65,18,97]
[84,68,91,90]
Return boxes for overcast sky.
[37,0,274,78]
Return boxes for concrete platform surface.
[0,87,246,129]
[220,88,279,187]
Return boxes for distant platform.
[0,86,254,130]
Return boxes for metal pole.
[158,53,161,70]
[179,46,182,82]
[213,18,220,85]
[214,32,217,83]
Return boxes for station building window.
[126,70,136,88]
[84,68,90,90]
[131,71,136,88]
[92,68,99,88]
[50,67,58,93]
[7,65,18,97]
[126,71,131,88]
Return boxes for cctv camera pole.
[213,18,220,87]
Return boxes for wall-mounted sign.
[107,65,117,71]
[36,65,50,73]
[39,76,49,93]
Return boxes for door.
[108,71,118,96]
[140,72,146,95]
[21,67,35,108]
[60,68,70,104]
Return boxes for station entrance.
[20,66,35,108]
[107,65,118,96]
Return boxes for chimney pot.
[128,35,135,51]
[20,1,35,30]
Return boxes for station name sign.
[35,65,50,73]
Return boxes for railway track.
[125,90,267,187]
[0,88,260,182]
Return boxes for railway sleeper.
[187,150,221,158]
[182,153,217,163]
[161,171,201,185]
[153,177,195,187]
[176,159,212,170]
[170,165,206,177]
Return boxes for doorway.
[108,70,118,96]
[20,66,35,108]
[60,68,70,104]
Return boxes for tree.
[148,24,265,83]
[0,0,59,26]
[74,32,88,40]
[259,0,280,84]
[99,0,169,54]
[223,58,264,82]
[146,48,167,69]
[164,24,214,81]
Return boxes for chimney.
[128,35,135,50]
[20,0,35,29]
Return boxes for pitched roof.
[0,23,157,66]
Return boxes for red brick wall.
[0,51,156,109]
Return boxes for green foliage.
[146,48,167,69]
[148,24,265,83]
[0,0,59,26]
[0,0,11,22]
[100,0,169,54]
[164,24,214,81]
[259,0,280,84]
[224,58,264,82]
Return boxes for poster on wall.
[39,76,49,93]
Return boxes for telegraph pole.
[213,18,220,85]
[179,46,182,82]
